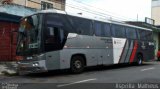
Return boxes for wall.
[53,0,65,10]
[11,0,65,10]
[0,21,19,61]
[152,7,160,25]
[12,0,26,6]
[27,0,41,9]
[152,0,160,25]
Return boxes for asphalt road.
[0,61,160,89]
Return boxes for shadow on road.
[22,62,155,78]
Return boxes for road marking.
[57,78,97,88]
[141,67,155,71]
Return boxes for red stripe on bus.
[130,41,138,63]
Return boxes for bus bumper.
[17,60,48,75]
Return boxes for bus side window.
[68,16,93,36]
[95,22,102,36]
[145,31,153,40]
[94,22,111,37]
[45,27,58,44]
[111,24,126,38]
[126,27,137,39]
[102,23,111,37]
[48,27,55,36]
[138,30,146,40]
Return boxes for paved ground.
[0,62,17,76]
[0,61,160,89]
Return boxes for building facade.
[0,12,21,61]
[152,0,160,26]
[0,0,66,10]
[0,4,37,61]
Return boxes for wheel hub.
[74,60,81,69]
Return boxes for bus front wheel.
[70,56,85,73]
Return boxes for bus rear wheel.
[70,56,85,73]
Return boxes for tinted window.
[95,22,102,36]
[44,26,67,51]
[126,27,137,39]
[112,24,126,38]
[46,14,63,27]
[138,29,146,40]
[103,23,111,37]
[95,22,111,37]
[44,14,68,52]
[145,31,153,40]
[68,16,93,35]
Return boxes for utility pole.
[137,14,139,21]
[25,0,27,6]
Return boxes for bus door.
[101,37,113,65]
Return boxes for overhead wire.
[42,0,136,21]
[66,0,136,21]
[72,0,136,20]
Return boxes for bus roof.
[33,9,153,31]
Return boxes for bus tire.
[137,54,143,65]
[70,56,85,73]
[158,57,160,61]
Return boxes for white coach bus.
[16,9,154,74]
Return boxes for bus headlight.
[32,62,39,67]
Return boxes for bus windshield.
[17,13,69,56]
[17,15,41,56]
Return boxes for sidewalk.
[0,62,18,76]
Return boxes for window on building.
[41,1,53,10]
